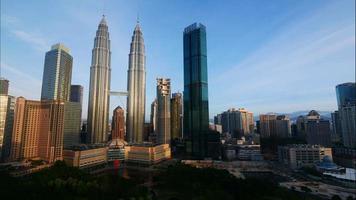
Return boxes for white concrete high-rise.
[87,16,111,143]
[126,22,146,144]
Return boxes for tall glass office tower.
[336,83,356,108]
[126,22,146,144]
[183,23,209,158]
[336,82,356,148]
[87,16,111,143]
[41,43,72,101]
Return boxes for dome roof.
[317,155,338,170]
[108,139,127,149]
[307,110,320,116]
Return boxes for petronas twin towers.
[126,23,146,144]
[87,16,111,144]
[87,16,146,144]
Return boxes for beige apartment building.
[63,145,108,169]
[125,143,171,165]
[9,97,65,163]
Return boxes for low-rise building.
[278,144,332,169]
[237,145,263,161]
[125,143,171,165]
[107,139,127,162]
[63,144,108,169]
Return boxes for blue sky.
[1,0,355,120]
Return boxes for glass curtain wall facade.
[183,23,209,158]
[41,43,72,101]
[335,83,356,148]
[336,83,356,108]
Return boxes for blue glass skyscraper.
[183,23,209,158]
[336,82,356,108]
[41,43,72,101]
[70,85,83,104]
[335,82,356,148]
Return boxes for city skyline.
[1,0,355,120]
[0,1,355,199]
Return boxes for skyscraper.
[260,114,291,138]
[331,111,342,142]
[0,95,16,161]
[63,85,83,148]
[156,78,171,144]
[0,78,13,160]
[303,110,331,147]
[183,23,209,158]
[87,16,111,144]
[0,78,9,95]
[259,114,277,138]
[63,102,82,148]
[0,83,15,161]
[275,115,291,138]
[126,22,146,144]
[70,85,83,104]
[41,43,72,101]
[335,83,356,148]
[339,106,356,148]
[112,106,125,140]
[336,83,356,108]
[220,108,254,138]
[9,97,65,163]
[171,92,183,140]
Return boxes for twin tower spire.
[87,15,146,144]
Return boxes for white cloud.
[1,14,50,52]
[1,62,42,99]
[11,30,49,52]
[209,3,355,116]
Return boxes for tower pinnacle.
[100,15,107,25]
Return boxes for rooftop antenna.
[137,0,141,24]
[102,0,106,19]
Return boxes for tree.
[331,195,342,200]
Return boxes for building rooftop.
[51,43,70,53]
[128,142,165,147]
[336,82,356,87]
[64,143,107,151]
[280,144,327,149]
[184,22,206,33]
[107,139,127,149]
[307,110,320,117]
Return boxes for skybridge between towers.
[110,91,128,96]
